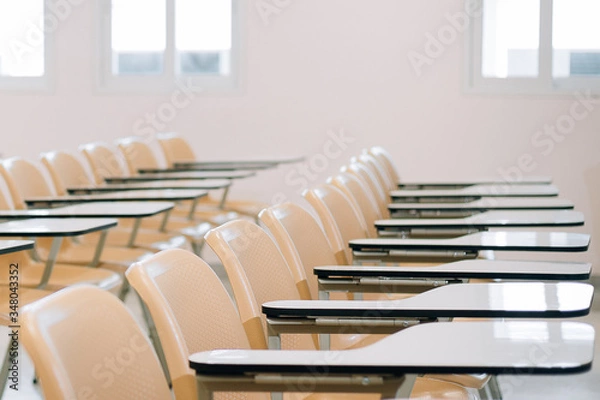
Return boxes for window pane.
[553,0,600,78]
[111,0,166,75]
[482,0,540,78]
[175,0,232,75]
[0,0,44,77]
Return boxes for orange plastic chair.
[82,140,238,227]
[0,159,152,300]
[355,153,396,192]
[368,146,400,187]
[128,248,472,399]
[303,184,370,264]
[205,222,474,398]
[126,249,267,400]
[40,150,191,252]
[155,132,268,219]
[259,202,342,300]
[329,173,382,237]
[0,174,122,294]
[342,161,390,219]
[0,158,152,266]
[21,285,173,400]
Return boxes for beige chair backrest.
[259,203,341,300]
[116,136,168,174]
[156,132,196,167]
[329,173,381,237]
[342,161,390,218]
[0,158,56,209]
[0,159,78,252]
[41,151,96,196]
[303,184,369,264]
[126,249,260,400]
[205,220,317,350]
[21,285,172,400]
[80,142,133,184]
[0,171,16,211]
[368,146,400,185]
[356,153,395,192]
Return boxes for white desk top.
[263,282,593,319]
[0,202,173,219]
[106,170,255,182]
[67,179,231,194]
[390,184,559,198]
[388,198,574,211]
[0,239,35,255]
[376,211,584,229]
[350,231,590,252]
[174,155,305,167]
[0,218,117,237]
[190,321,594,375]
[398,176,553,188]
[24,189,208,206]
[314,259,592,280]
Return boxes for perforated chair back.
[368,146,400,185]
[303,184,369,264]
[41,151,96,196]
[259,203,341,300]
[126,249,261,400]
[329,173,381,237]
[21,286,172,400]
[156,132,196,167]
[205,220,317,350]
[80,142,133,184]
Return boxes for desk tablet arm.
[189,321,595,398]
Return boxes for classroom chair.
[82,140,240,226]
[127,248,471,399]
[155,132,269,218]
[21,285,173,400]
[40,150,192,252]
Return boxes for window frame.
[0,0,54,92]
[96,0,241,94]
[465,0,600,95]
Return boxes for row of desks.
[0,159,595,396]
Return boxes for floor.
[3,256,599,399]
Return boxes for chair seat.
[120,214,212,241]
[204,196,268,218]
[36,242,152,267]
[0,263,122,294]
[173,205,240,225]
[79,228,191,252]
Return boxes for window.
[467,0,600,94]
[98,0,238,93]
[0,0,52,90]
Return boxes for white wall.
[1,0,598,273]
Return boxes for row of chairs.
[0,134,281,396]
[9,141,592,399]
[0,133,272,287]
